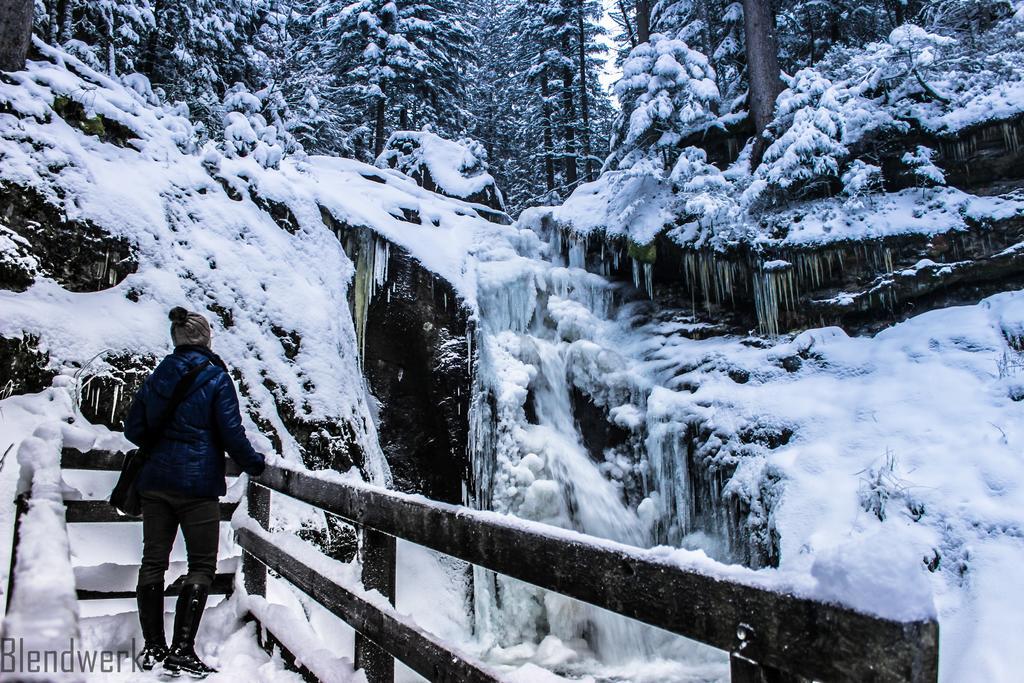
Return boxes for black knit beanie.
[169,307,212,348]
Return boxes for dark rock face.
[542,213,1024,337]
[51,95,142,148]
[0,335,54,396]
[340,226,473,504]
[569,386,629,466]
[78,353,156,430]
[0,182,137,292]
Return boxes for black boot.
[135,583,169,670]
[163,583,216,678]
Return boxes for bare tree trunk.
[560,36,579,190]
[576,0,594,182]
[616,0,636,48]
[636,0,650,44]
[106,7,116,76]
[0,0,34,72]
[374,94,387,158]
[741,0,783,169]
[540,68,556,193]
[45,0,58,43]
[60,0,73,42]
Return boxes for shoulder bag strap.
[139,359,211,452]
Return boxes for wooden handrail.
[237,528,504,683]
[60,447,243,476]
[249,464,939,683]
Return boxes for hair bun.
[169,306,189,323]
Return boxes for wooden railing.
[239,464,940,683]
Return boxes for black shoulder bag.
[109,360,210,517]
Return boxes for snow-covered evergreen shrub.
[902,145,947,187]
[219,83,301,169]
[751,69,848,201]
[841,159,885,208]
[376,129,501,205]
[609,33,720,174]
[668,147,740,245]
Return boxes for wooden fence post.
[355,527,397,683]
[4,493,28,613]
[243,480,271,598]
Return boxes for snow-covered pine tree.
[309,0,473,158]
[464,0,533,202]
[33,0,154,75]
[608,32,720,175]
[647,0,744,105]
[752,68,848,199]
[138,0,278,128]
[902,145,946,187]
[218,81,300,168]
[669,145,739,244]
[463,0,610,210]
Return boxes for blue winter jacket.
[124,345,266,498]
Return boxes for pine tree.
[608,32,720,174]
[752,68,847,196]
[308,0,473,158]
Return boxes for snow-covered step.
[76,568,235,600]
[75,557,239,593]
[58,447,242,606]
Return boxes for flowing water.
[468,229,735,676]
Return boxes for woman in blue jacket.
[124,307,266,677]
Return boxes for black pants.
[138,490,220,588]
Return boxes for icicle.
[110,382,121,424]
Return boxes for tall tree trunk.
[106,8,116,76]
[540,69,556,193]
[616,0,636,48]
[741,0,783,169]
[374,94,387,158]
[636,0,650,43]
[140,0,162,80]
[560,36,578,190]
[45,0,58,43]
[60,0,73,43]
[892,0,906,26]
[576,0,594,182]
[0,0,34,72]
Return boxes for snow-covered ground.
[470,218,1024,679]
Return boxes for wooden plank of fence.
[355,528,397,683]
[4,493,29,613]
[243,479,271,598]
[64,499,237,523]
[77,572,235,600]
[247,613,320,683]
[255,467,939,683]
[235,527,503,683]
[61,448,242,476]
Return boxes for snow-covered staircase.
[59,447,239,602]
